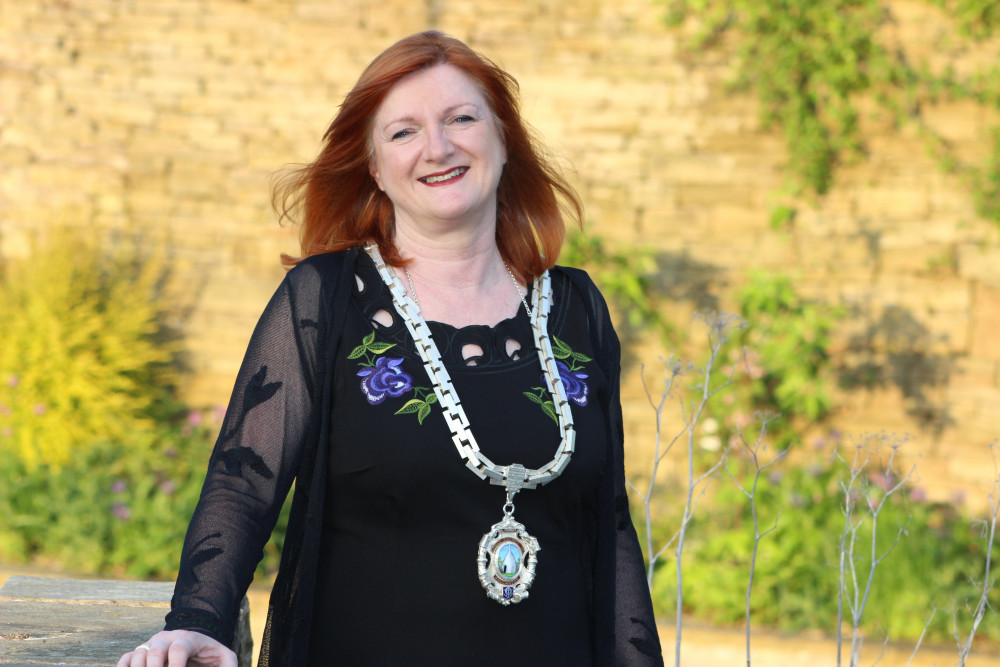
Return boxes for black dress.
[308,253,606,665]
[164,247,663,666]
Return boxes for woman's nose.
[423,126,454,162]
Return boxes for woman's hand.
[117,630,238,667]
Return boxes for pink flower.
[111,503,131,521]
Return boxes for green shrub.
[649,441,1000,642]
[0,231,289,580]
[707,271,842,449]
[0,231,174,470]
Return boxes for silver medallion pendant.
[477,510,540,605]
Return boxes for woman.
[121,31,661,667]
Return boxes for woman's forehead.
[376,65,488,122]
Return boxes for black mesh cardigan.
[164,246,663,666]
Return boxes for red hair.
[273,31,582,278]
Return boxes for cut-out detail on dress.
[354,273,364,291]
[505,337,522,360]
[461,342,484,366]
[371,309,394,328]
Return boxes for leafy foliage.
[0,407,289,580]
[0,231,174,470]
[709,271,842,448]
[665,0,1000,226]
[649,440,1000,642]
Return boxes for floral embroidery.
[523,336,591,423]
[349,331,438,424]
[357,356,413,405]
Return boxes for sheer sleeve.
[163,254,343,647]
[560,267,664,666]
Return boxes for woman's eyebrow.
[381,103,481,128]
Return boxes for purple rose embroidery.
[357,357,414,405]
[551,360,589,406]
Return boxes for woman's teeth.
[421,167,467,184]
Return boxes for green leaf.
[417,403,431,425]
[367,342,396,354]
[425,393,438,405]
[541,401,558,424]
[346,345,367,360]
[570,351,592,363]
[363,331,375,345]
[395,399,424,415]
[552,336,572,359]
[523,391,543,405]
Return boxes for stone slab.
[0,577,250,667]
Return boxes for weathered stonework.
[2,0,999,505]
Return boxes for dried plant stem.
[727,420,784,667]
[836,437,915,667]
[628,312,744,667]
[955,442,999,667]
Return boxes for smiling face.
[370,64,507,236]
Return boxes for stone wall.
[2,0,999,504]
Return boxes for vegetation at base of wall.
[0,407,289,580]
[0,231,174,470]
[664,0,1000,229]
[647,439,1000,643]
[0,232,288,580]
[707,271,842,449]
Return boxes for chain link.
[365,244,576,493]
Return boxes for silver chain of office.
[364,243,576,604]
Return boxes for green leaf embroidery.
[417,403,431,425]
[367,342,396,354]
[395,399,424,415]
[552,336,573,359]
[540,401,558,424]
[363,331,375,346]
[523,391,544,405]
[426,393,438,405]
[571,351,593,363]
[347,344,367,360]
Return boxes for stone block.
[854,186,931,219]
[677,184,755,208]
[958,244,1000,286]
[921,99,990,144]
[953,357,999,388]
[970,282,1000,361]
[798,235,874,272]
[879,244,954,275]
[709,205,768,236]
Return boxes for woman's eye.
[452,115,476,124]
[391,129,411,140]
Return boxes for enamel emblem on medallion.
[477,513,540,605]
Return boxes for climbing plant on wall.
[664,0,1000,228]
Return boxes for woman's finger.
[165,638,195,667]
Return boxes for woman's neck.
[390,225,525,328]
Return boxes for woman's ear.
[369,164,383,191]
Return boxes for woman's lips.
[418,166,468,185]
